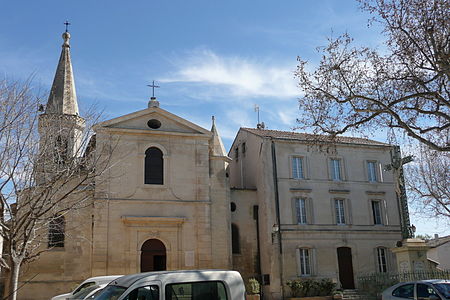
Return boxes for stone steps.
[342,289,365,300]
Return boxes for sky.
[0,0,447,236]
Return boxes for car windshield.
[86,288,105,299]
[74,282,96,295]
[433,283,450,299]
[92,285,127,300]
[69,285,101,299]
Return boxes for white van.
[92,270,246,300]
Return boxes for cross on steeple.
[147,80,160,99]
[64,20,71,32]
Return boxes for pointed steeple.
[45,30,79,115]
[210,116,227,156]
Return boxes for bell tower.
[37,28,85,183]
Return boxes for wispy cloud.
[161,49,298,99]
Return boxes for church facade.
[17,31,404,300]
[19,31,231,300]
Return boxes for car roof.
[420,279,450,284]
[82,275,123,284]
[389,279,450,287]
[109,270,240,288]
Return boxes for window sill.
[140,183,168,189]
[48,247,65,251]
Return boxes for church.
[18,30,406,300]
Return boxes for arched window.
[54,136,68,164]
[231,223,240,254]
[48,215,65,248]
[144,147,163,184]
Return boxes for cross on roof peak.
[64,20,71,32]
[147,80,160,99]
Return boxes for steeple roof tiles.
[45,32,79,115]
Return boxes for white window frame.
[371,200,383,225]
[335,199,346,225]
[295,198,308,224]
[367,161,378,182]
[291,156,304,179]
[298,248,312,276]
[376,247,388,273]
[329,158,343,181]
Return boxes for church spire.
[45,28,79,115]
[210,116,227,156]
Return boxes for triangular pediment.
[97,106,211,136]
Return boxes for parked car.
[68,283,108,300]
[51,275,122,300]
[382,279,450,300]
[92,269,246,300]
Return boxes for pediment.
[97,107,211,136]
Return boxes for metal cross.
[64,20,71,32]
[147,80,160,98]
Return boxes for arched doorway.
[337,247,355,289]
[141,239,167,272]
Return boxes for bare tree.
[0,78,111,300]
[406,143,450,222]
[295,0,449,152]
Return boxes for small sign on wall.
[185,250,195,267]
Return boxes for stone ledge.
[121,216,186,226]
[365,191,386,195]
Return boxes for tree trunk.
[5,259,21,300]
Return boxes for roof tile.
[242,128,390,146]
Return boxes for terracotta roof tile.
[242,128,390,146]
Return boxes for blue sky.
[1,0,447,236]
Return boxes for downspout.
[253,205,263,299]
[271,140,284,299]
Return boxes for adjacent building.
[229,128,403,298]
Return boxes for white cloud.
[277,107,298,127]
[161,49,298,99]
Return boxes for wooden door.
[337,247,355,289]
[141,239,166,272]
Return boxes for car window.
[93,285,127,300]
[393,284,414,299]
[70,285,100,299]
[122,285,159,300]
[166,281,227,300]
[433,283,450,299]
[417,283,440,299]
[74,282,97,295]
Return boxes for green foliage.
[286,278,336,297]
[246,278,260,295]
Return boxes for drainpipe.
[271,140,284,299]
[253,205,263,299]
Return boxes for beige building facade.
[18,32,232,300]
[17,31,405,300]
[228,128,403,299]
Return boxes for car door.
[390,283,415,300]
[120,283,160,300]
[416,283,442,300]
